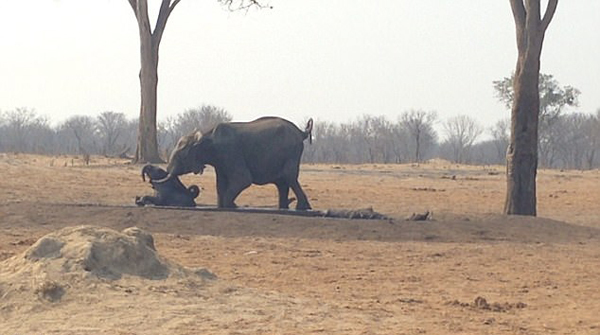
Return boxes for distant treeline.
[0,106,598,169]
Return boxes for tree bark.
[135,25,162,163]
[125,0,262,163]
[128,0,180,163]
[504,0,558,216]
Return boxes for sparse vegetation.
[0,105,598,168]
[1,154,599,334]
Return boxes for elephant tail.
[304,118,313,144]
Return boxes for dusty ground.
[0,153,599,334]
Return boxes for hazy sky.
[1,1,598,131]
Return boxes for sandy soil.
[0,153,599,334]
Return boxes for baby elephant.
[135,164,200,207]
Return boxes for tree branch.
[128,0,137,15]
[541,0,559,31]
[509,0,526,29]
[218,0,271,12]
[153,0,181,48]
[509,0,526,52]
[136,0,152,35]
[525,0,541,29]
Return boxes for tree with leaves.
[126,0,265,163]
[504,0,558,216]
[493,73,580,167]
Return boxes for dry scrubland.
[0,153,599,334]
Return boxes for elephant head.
[155,130,209,183]
[141,164,168,182]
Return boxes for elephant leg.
[215,171,229,208]
[136,195,160,206]
[281,158,311,210]
[221,169,252,208]
[290,179,311,210]
[275,181,290,209]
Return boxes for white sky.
[1,1,598,130]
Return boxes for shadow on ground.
[1,202,598,246]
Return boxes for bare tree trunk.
[135,28,162,163]
[128,0,180,163]
[415,130,421,163]
[504,0,558,216]
[125,0,263,163]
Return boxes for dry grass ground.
[0,153,599,334]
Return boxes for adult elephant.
[157,116,313,210]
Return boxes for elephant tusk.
[152,173,174,184]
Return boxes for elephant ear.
[193,136,212,150]
[191,137,213,168]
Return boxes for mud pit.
[1,153,599,334]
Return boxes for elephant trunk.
[141,164,153,182]
[153,163,182,184]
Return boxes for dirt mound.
[0,226,347,334]
[1,225,213,284]
[20,226,169,280]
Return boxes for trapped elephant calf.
[135,164,200,207]
[156,116,313,210]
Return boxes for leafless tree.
[176,105,233,136]
[303,115,440,165]
[552,112,599,170]
[97,111,128,155]
[63,115,98,155]
[489,118,510,164]
[157,116,179,157]
[399,110,437,163]
[389,124,411,164]
[8,105,600,170]
[353,115,395,163]
[121,118,139,158]
[156,105,231,158]
[585,109,600,169]
[442,115,483,163]
[504,0,558,216]
[303,120,347,163]
[0,108,50,153]
[126,0,267,163]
